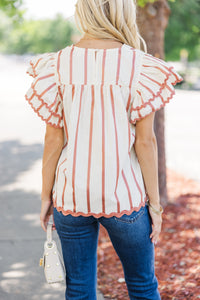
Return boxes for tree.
[0,0,23,20]
[165,0,200,61]
[137,0,173,206]
[0,14,75,54]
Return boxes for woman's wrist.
[146,194,160,209]
[41,193,52,202]
[147,199,163,215]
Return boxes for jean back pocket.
[114,205,146,224]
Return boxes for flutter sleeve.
[129,52,183,125]
[25,52,64,128]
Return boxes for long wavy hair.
[74,0,147,51]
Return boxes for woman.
[25,0,182,299]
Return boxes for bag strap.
[47,222,53,243]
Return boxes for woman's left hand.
[148,208,162,244]
[40,199,56,232]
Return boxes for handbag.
[39,222,66,284]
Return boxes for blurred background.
[0,1,200,299]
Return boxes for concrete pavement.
[165,88,200,183]
[0,54,105,300]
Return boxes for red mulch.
[97,168,200,299]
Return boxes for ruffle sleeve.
[129,52,183,125]
[25,52,64,128]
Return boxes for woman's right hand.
[148,208,162,244]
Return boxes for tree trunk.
[137,0,171,207]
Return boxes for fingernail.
[154,241,157,245]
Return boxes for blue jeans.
[53,204,161,300]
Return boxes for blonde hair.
[74,0,147,51]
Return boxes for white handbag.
[39,222,66,284]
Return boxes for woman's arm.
[134,112,162,244]
[134,113,160,208]
[40,124,64,231]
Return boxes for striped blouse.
[25,43,183,218]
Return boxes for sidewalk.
[0,55,105,299]
[0,145,105,300]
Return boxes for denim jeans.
[53,203,161,300]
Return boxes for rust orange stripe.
[116,47,122,85]
[86,85,95,213]
[102,50,106,84]
[110,85,120,212]
[122,170,133,209]
[63,85,66,97]
[138,81,155,96]
[137,90,145,105]
[129,51,136,87]
[145,56,179,79]
[27,86,62,121]
[57,113,62,127]
[148,102,155,111]
[101,84,105,213]
[127,121,131,153]
[126,92,131,113]
[145,54,167,66]
[58,85,63,102]
[49,93,59,109]
[114,192,120,212]
[46,113,52,123]
[141,72,162,87]
[30,61,37,77]
[70,45,75,85]
[142,65,169,76]
[170,67,180,81]
[62,168,67,207]
[40,83,56,97]
[33,73,54,87]
[138,108,142,118]
[72,84,75,101]
[57,50,62,84]
[72,85,84,212]
[33,57,42,70]
[37,102,44,111]
[84,48,88,85]
[166,84,174,93]
[30,57,43,77]
[62,142,68,150]
[54,99,61,114]
[126,51,136,112]
[63,113,68,141]
[101,51,107,213]
[159,94,165,104]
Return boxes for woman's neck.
[75,34,123,48]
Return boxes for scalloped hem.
[130,76,183,125]
[27,54,55,78]
[30,57,44,78]
[25,93,63,129]
[28,78,63,120]
[131,67,183,112]
[26,69,35,78]
[52,194,148,218]
[130,89,175,125]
